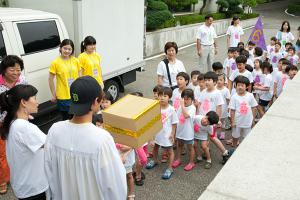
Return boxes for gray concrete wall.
[145,17,257,57]
[198,73,300,200]
[194,0,219,13]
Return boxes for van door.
[13,19,64,106]
[0,23,10,61]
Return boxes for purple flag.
[248,17,267,51]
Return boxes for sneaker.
[184,163,195,171]
[161,153,168,163]
[171,160,182,168]
[146,160,158,169]
[219,132,225,140]
[162,168,173,180]
[196,156,203,163]
[222,149,235,165]
[204,161,212,169]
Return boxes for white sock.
[223,150,229,156]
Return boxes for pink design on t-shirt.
[161,112,167,124]
[173,98,180,110]
[202,98,211,113]
[254,75,261,83]
[281,76,288,87]
[235,34,239,40]
[240,101,248,116]
[270,48,274,53]
[272,56,277,64]
[231,62,237,70]
[194,123,200,132]
[289,57,294,64]
[179,114,185,124]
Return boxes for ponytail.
[80,41,85,53]
[0,84,38,139]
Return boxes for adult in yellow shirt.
[48,39,81,120]
[78,36,104,88]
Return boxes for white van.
[0,1,145,127]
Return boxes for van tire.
[104,79,120,101]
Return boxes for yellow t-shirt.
[78,52,104,86]
[49,56,81,100]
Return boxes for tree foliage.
[216,0,244,16]
[147,0,173,31]
[161,0,198,12]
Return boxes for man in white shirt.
[196,14,218,73]
[45,76,127,200]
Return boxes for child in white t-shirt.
[171,72,190,111]
[188,70,201,91]
[193,111,220,169]
[172,89,196,171]
[228,55,254,95]
[196,71,231,164]
[270,42,283,71]
[253,47,264,62]
[224,48,235,78]
[252,59,264,97]
[265,36,277,60]
[246,41,256,60]
[253,62,274,117]
[273,58,289,98]
[216,74,230,140]
[226,16,244,48]
[146,87,178,179]
[229,76,257,147]
[286,46,299,66]
[226,48,239,79]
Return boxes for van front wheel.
[104,80,120,101]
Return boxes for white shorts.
[232,127,251,139]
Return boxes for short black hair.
[164,42,178,54]
[237,42,244,47]
[181,88,194,100]
[285,42,293,47]
[240,49,250,58]
[282,59,291,66]
[261,61,273,73]
[228,47,236,53]
[280,21,291,32]
[254,47,263,56]
[212,62,223,72]
[288,46,296,53]
[279,58,287,63]
[92,113,103,125]
[275,41,282,47]
[197,73,205,81]
[248,41,255,46]
[234,75,250,87]
[270,36,277,42]
[285,65,298,73]
[254,59,262,68]
[158,86,173,98]
[206,111,219,125]
[103,92,114,104]
[153,85,163,93]
[205,14,213,20]
[245,64,253,72]
[191,70,201,78]
[235,55,247,64]
[177,72,190,85]
[204,71,218,83]
[0,55,24,75]
[218,73,226,81]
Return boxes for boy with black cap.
[45,76,127,200]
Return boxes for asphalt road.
[2,0,299,199]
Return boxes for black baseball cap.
[69,76,102,116]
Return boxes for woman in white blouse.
[276,21,295,47]
[157,42,186,90]
[0,84,48,200]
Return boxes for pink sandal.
[184,163,195,171]
[172,160,182,168]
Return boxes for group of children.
[90,36,299,199]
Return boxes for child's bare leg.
[176,140,183,161]
[167,148,174,169]
[201,141,211,162]
[152,144,159,163]
[127,172,135,198]
[210,136,226,154]
[187,143,195,164]
[258,105,265,117]
[193,140,201,158]
[232,137,239,148]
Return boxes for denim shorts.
[177,138,194,145]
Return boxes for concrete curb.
[284,8,298,17]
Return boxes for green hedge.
[148,0,169,11]
[288,3,300,15]
[147,12,259,31]
[147,10,173,30]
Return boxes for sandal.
[146,160,158,169]
[204,161,212,169]
[128,194,135,200]
[134,177,144,186]
[0,183,7,195]
[162,168,173,180]
[133,171,145,180]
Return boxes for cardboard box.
[102,94,162,148]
